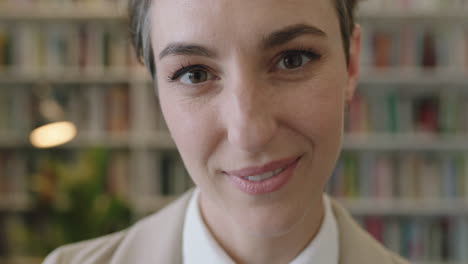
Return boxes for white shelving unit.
[0,2,127,21]
[360,71,468,87]
[338,198,468,216]
[343,134,468,151]
[0,72,150,85]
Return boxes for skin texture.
[150,0,361,263]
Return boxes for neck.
[199,194,325,264]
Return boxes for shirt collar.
[183,189,339,264]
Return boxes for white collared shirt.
[183,188,339,264]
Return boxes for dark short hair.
[128,0,358,79]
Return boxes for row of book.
[0,86,30,136]
[328,151,468,200]
[0,22,135,75]
[50,83,165,137]
[346,90,468,135]
[357,216,468,262]
[359,0,468,12]
[0,84,133,136]
[360,25,468,71]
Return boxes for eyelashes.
[166,63,212,82]
[278,49,322,66]
[166,47,322,83]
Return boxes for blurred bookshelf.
[0,0,467,263]
[328,0,468,263]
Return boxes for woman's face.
[151,0,360,235]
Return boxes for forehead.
[151,0,340,53]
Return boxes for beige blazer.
[43,191,410,264]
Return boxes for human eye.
[276,49,322,71]
[167,64,216,85]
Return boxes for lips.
[223,156,300,178]
[223,155,302,195]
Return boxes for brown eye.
[277,51,316,70]
[284,54,303,68]
[181,69,211,84]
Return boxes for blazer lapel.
[331,199,397,264]
[114,191,194,264]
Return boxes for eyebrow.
[158,43,217,60]
[158,23,327,60]
[261,23,327,50]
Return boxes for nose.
[223,76,278,154]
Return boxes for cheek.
[283,77,346,142]
[158,91,219,181]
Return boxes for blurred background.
[0,0,467,263]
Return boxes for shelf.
[357,9,468,23]
[0,132,175,149]
[4,133,468,151]
[337,198,468,216]
[0,71,151,85]
[343,134,468,151]
[0,4,126,21]
[359,70,468,87]
[66,132,175,149]
[0,132,175,150]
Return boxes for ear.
[345,24,362,103]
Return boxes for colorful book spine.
[356,216,468,263]
[345,90,468,135]
[105,85,130,134]
[360,25,455,71]
[106,151,129,200]
[0,22,132,74]
[359,0,468,11]
[329,152,468,200]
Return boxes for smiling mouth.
[223,155,301,180]
[244,167,286,182]
[223,156,302,195]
